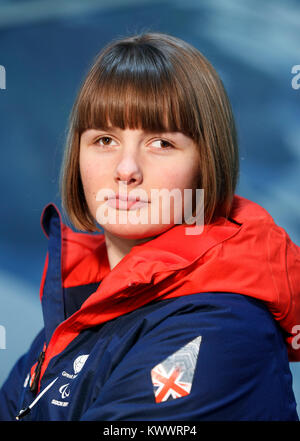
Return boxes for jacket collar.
[39,194,300,365]
[40,199,242,305]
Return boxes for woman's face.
[79,126,200,239]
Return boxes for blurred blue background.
[0,0,299,416]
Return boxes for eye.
[151,139,174,150]
[94,136,118,147]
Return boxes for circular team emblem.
[73,354,89,374]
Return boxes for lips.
[116,193,141,202]
[106,193,148,210]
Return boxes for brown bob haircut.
[60,31,239,231]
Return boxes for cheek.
[80,155,103,203]
[156,162,199,192]
[80,161,93,196]
[150,164,180,189]
[182,156,201,190]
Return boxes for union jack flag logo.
[150,335,202,403]
[151,364,191,402]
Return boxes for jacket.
[0,194,299,421]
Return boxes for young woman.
[1,32,299,421]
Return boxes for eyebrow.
[81,127,190,144]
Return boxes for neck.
[104,231,153,270]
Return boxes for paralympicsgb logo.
[51,354,89,408]
[59,383,71,400]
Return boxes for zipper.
[16,345,48,420]
[30,349,45,395]
[16,376,58,420]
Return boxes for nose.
[114,153,143,187]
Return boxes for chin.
[101,222,174,241]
